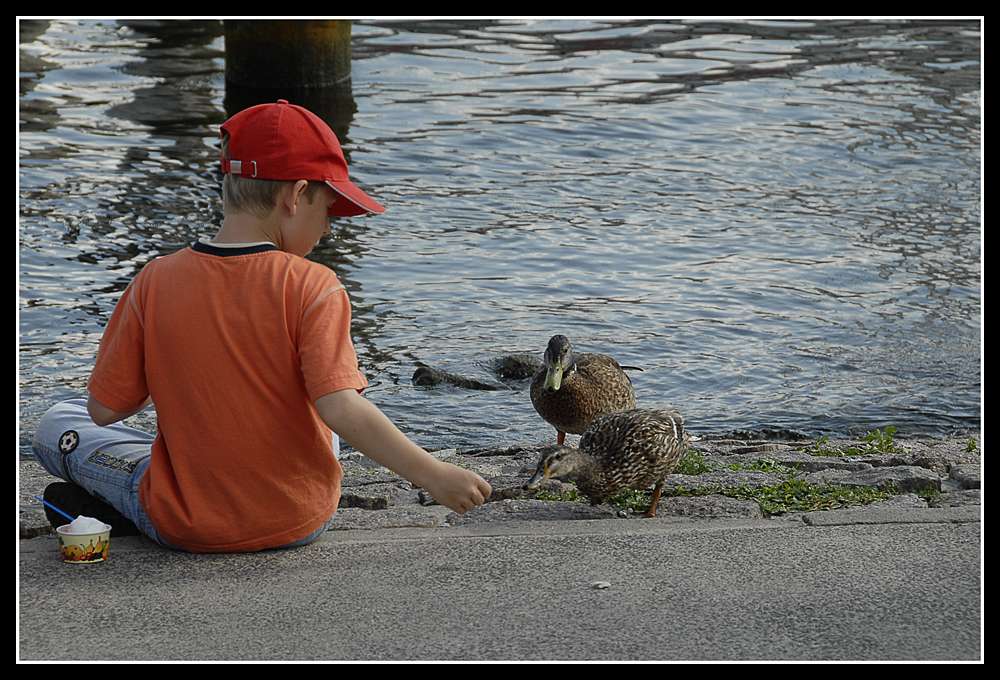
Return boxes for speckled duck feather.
[529,408,690,505]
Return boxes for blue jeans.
[31,399,336,551]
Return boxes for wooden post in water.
[224,20,352,89]
[222,19,357,143]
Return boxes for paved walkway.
[18,505,981,661]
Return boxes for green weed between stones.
[666,479,898,517]
[527,478,907,518]
[798,426,909,457]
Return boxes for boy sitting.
[32,99,491,552]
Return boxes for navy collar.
[191,240,279,257]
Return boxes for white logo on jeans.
[58,430,79,454]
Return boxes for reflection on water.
[18,19,981,456]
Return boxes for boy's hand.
[422,461,492,514]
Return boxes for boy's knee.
[32,399,94,476]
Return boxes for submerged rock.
[410,353,544,392]
[412,366,502,391]
[489,353,543,381]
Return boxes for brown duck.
[530,334,637,445]
[523,408,690,517]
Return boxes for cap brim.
[326,180,386,217]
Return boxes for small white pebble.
[592,581,611,589]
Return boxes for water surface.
[18,19,982,456]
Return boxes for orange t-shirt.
[87,241,368,552]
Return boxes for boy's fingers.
[479,479,493,499]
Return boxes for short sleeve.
[297,281,368,401]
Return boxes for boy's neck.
[212,212,281,247]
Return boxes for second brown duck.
[523,408,690,518]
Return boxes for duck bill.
[543,363,563,392]
[524,465,551,490]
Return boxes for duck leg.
[646,483,663,518]
[557,431,566,445]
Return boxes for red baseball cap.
[220,99,385,217]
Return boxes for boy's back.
[89,239,368,551]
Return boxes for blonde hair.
[221,132,325,218]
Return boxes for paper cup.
[56,523,111,563]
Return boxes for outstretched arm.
[313,388,491,514]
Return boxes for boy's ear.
[283,180,311,216]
